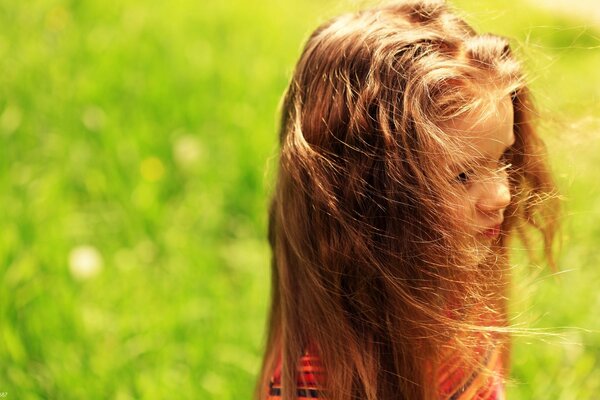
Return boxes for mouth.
[481,224,502,239]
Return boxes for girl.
[258,1,559,399]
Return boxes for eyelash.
[454,149,513,185]
[455,170,473,184]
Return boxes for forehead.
[439,94,514,164]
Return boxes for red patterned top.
[267,350,324,400]
[267,343,505,400]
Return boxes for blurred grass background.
[0,0,599,399]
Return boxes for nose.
[476,175,511,214]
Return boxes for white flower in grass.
[173,134,203,169]
[69,245,103,280]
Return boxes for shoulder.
[267,349,325,399]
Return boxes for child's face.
[441,94,515,247]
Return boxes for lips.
[482,224,501,239]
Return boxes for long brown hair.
[258,1,559,399]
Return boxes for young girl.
[258,1,559,399]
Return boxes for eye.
[455,170,473,184]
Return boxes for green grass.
[0,0,599,398]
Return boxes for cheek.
[448,190,476,223]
